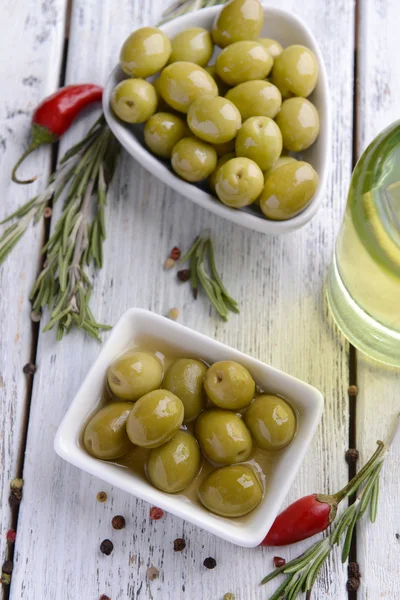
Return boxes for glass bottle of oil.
[326,120,400,366]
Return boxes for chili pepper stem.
[12,124,58,184]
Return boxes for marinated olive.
[198,465,262,517]
[187,95,241,144]
[216,41,273,86]
[275,97,320,152]
[163,358,207,422]
[83,402,134,460]
[211,0,264,48]
[263,156,297,183]
[147,431,201,492]
[245,394,296,450]
[212,139,236,157]
[126,389,184,448]
[171,137,217,182]
[204,360,255,409]
[209,152,235,193]
[215,157,263,207]
[204,65,230,96]
[159,62,218,113]
[120,27,171,78]
[108,351,163,401]
[272,44,318,98]
[195,409,253,465]
[235,116,282,171]
[111,79,157,124]
[260,160,319,220]
[225,80,282,120]
[153,75,172,112]
[144,112,189,158]
[169,28,213,67]
[258,38,284,59]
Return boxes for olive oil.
[326,121,400,366]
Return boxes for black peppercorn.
[173,538,186,552]
[96,491,107,503]
[203,557,217,569]
[99,595,111,600]
[100,539,114,556]
[2,561,13,575]
[348,562,360,579]
[345,448,359,464]
[348,385,358,396]
[346,577,360,592]
[112,515,126,530]
[9,488,22,507]
[23,363,37,375]
[177,269,190,282]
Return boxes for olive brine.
[83,349,297,518]
[110,0,321,221]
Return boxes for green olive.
[209,152,235,193]
[212,139,236,157]
[198,465,262,517]
[120,27,171,78]
[215,157,264,207]
[83,402,134,460]
[211,0,264,48]
[144,112,189,158]
[159,62,218,113]
[275,97,320,152]
[235,116,282,171]
[153,75,173,111]
[216,41,273,86]
[260,160,319,220]
[263,156,297,183]
[272,44,318,98]
[111,79,157,123]
[126,389,184,448]
[171,137,217,182]
[187,95,241,144]
[169,28,213,66]
[107,351,163,401]
[195,409,253,465]
[163,358,208,422]
[258,38,284,59]
[204,65,230,96]
[147,431,201,493]
[225,80,282,120]
[245,394,296,450]
[205,360,255,409]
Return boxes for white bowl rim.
[103,5,332,235]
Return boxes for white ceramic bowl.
[55,308,324,547]
[103,6,331,235]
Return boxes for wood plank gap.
[1,4,72,596]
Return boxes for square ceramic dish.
[103,5,331,235]
[55,308,324,547]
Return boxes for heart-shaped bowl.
[55,309,324,547]
[103,5,331,234]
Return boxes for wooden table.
[0,0,399,598]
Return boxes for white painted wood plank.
[356,1,400,598]
[10,1,354,598]
[0,0,66,581]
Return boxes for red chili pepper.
[12,84,103,185]
[260,441,385,546]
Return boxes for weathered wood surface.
[0,0,66,581]
[356,1,400,598]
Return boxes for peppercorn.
[223,594,235,600]
[273,556,286,568]
[173,538,186,552]
[168,307,180,320]
[177,269,190,282]
[6,530,16,543]
[10,478,24,490]
[146,566,159,580]
[97,491,107,503]
[149,506,164,520]
[203,557,217,569]
[9,487,22,507]
[43,207,52,218]
[170,246,181,260]
[346,577,360,592]
[2,561,13,575]
[30,310,41,322]
[99,596,111,600]
[345,448,359,464]
[348,562,360,579]
[23,363,37,375]
[100,539,114,556]
[164,258,175,270]
[348,385,358,397]
[112,515,126,530]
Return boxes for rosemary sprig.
[180,230,239,320]
[261,415,400,600]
